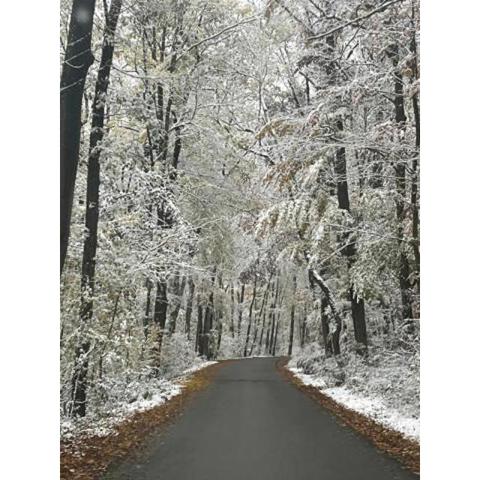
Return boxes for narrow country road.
[105,358,417,480]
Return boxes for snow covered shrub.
[294,343,324,375]
[217,333,244,359]
[292,343,346,386]
[158,332,197,379]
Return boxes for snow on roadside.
[181,360,217,376]
[288,366,419,441]
[61,360,217,442]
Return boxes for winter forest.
[60,0,420,477]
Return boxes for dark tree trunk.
[143,278,153,337]
[325,30,368,354]
[300,305,307,349]
[262,273,277,353]
[272,321,279,356]
[308,268,342,355]
[320,296,332,356]
[244,277,258,357]
[288,275,296,356]
[334,119,368,354]
[249,277,271,356]
[411,96,420,289]
[247,311,258,357]
[230,282,235,337]
[269,306,280,356]
[268,317,275,355]
[350,287,367,354]
[195,295,203,354]
[204,289,215,359]
[265,317,271,354]
[267,276,280,355]
[152,280,168,366]
[333,125,350,212]
[258,280,273,353]
[237,283,245,336]
[60,0,96,273]
[185,277,195,340]
[171,116,182,174]
[201,271,216,360]
[216,321,223,356]
[389,43,414,322]
[410,20,420,313]
[71,0,123,417]
[258,301,269,353]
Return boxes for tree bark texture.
[71,0,123,417]
[60,0,96,272]
[288,275,296,356]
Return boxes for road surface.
[105,357,418,479]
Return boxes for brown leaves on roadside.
[60,362,223,480]
[277,358,420,476]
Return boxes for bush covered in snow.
[61,332,210,441]
[157,333,199,379]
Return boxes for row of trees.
[254,0,419,355]
[61,0,419,418]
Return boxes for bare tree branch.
[308,0,404,41]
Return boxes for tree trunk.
[249,277,271,356]
[389,43,414,322]
[237,283,245,336]
[265,273,280,354]
[152,279,168,367]
[334,120,368,354]
[265,317,271,354]
[216,321,223,357]
[268,316,275,355]
[230,282,235,337]
[258,301,269,354]
[300,305,307,349]
[185,277,195,340]
[258,280,274,354]
[288,275,296,356]
[71,0,123,417]
[204,290,215,359]
[244,276,258,357]
[272,321,279,356]
[320,296,332,356]
[269,305,281,356]
[326,30,368,354]
[202,271,216,360]
[143,278,153,337]
[308,268,342,355]
[195,296,203,354]
[410,17,420,315]
[60,0,96,273]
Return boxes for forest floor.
[60,361,222,480]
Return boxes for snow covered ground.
[61,359,217,441]
[288,343,420,442]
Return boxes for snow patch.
[182,360,217,375]
[61,360,216,441]
[288,366,419,441]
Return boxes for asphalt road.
[105,357,418,480]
